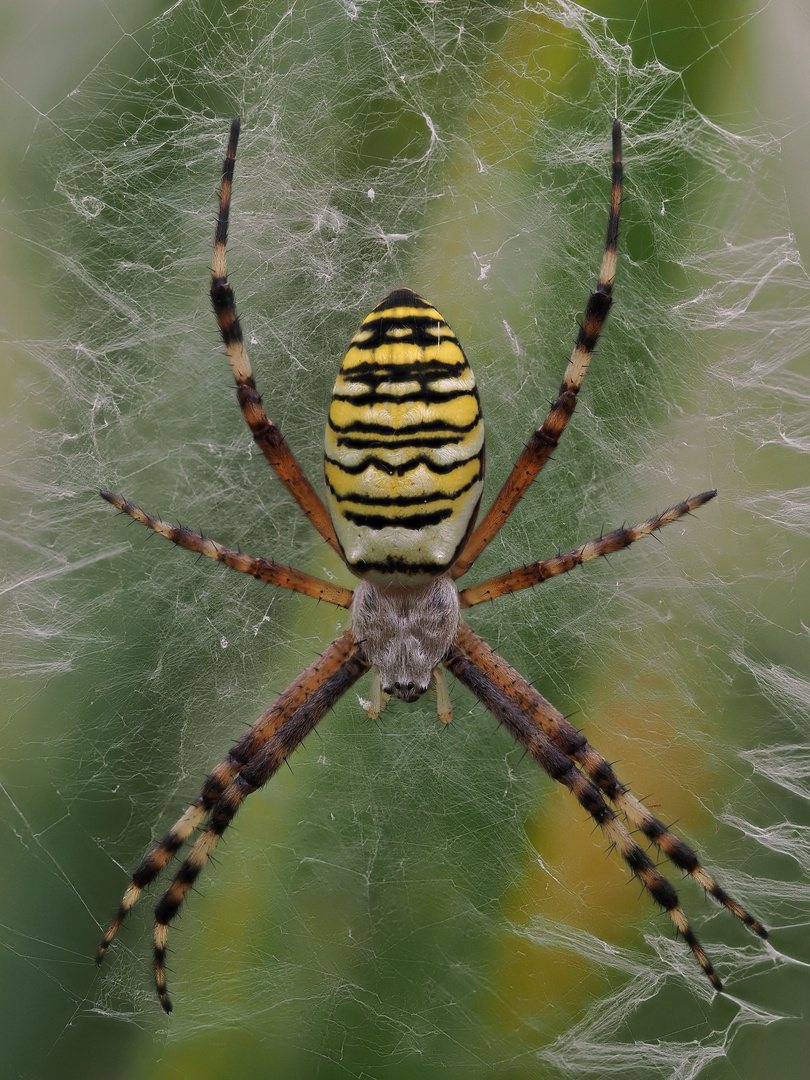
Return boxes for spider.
[97,117,766,1012]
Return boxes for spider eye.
[392,679,428,702]
[380,679,427,702]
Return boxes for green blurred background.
[2,2,809,1078]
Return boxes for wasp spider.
[97,118,766,1012]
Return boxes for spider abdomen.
[324,288,484,582]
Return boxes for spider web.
[2,0,809,1077]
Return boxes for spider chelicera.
[97,118,766,1012]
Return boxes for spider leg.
[455,623,767,941]
[151,635,369,1012]
[96,628,361,965]
[100,490,352,608]
[452,120,622,580]
[210,118,341,556]
[446,637,729,991]
[459,492,715,607]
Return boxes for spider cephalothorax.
[351,575,460,701]
[97,118,766,1013]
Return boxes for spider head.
[351,576,460,703]
[377,634,432,701]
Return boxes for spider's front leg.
[446,626,767,989]
[443,637,725,989]
[96,631,367,1004]
[149,638,368,1012]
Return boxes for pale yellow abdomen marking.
[324,288,484,580]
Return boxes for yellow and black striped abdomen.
[324,288,484,581]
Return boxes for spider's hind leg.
[452,120,623,580]
[210,118,341,555]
